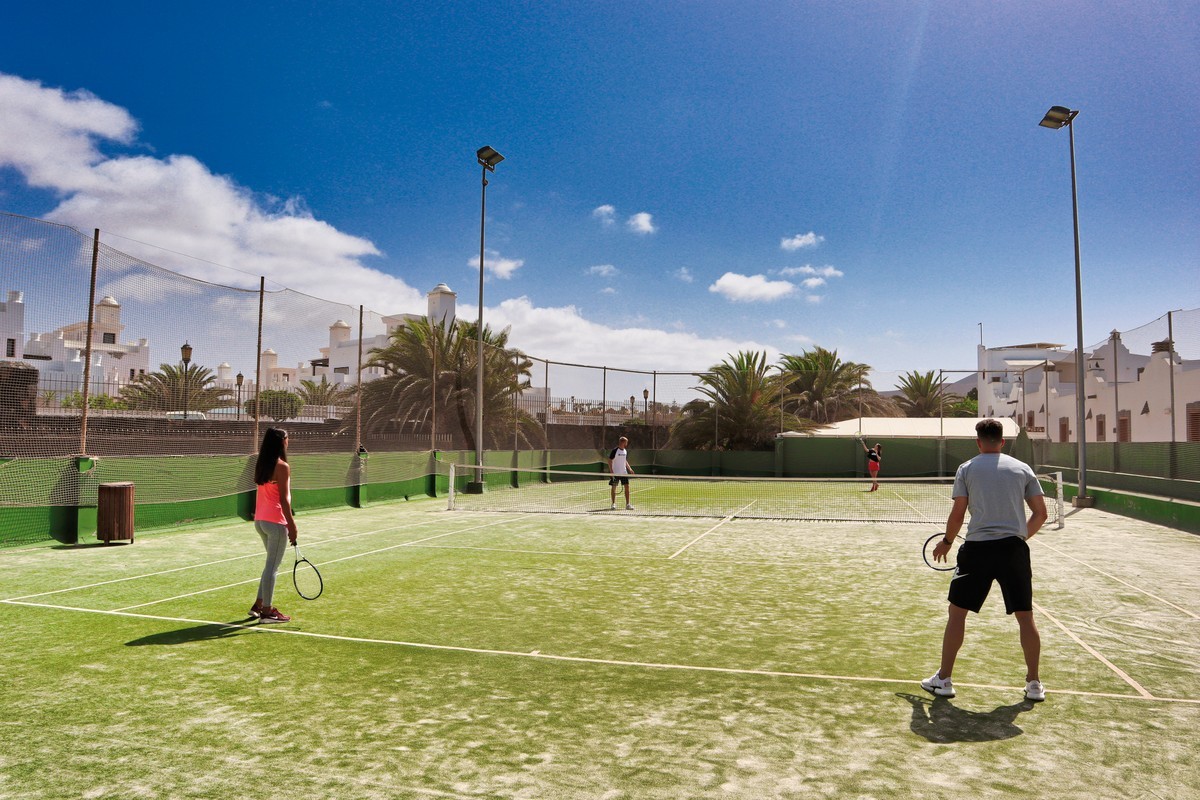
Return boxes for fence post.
[1167,310,1177,479]
[254,276,264,448]
[79,228,100,455]
[602,366,607,447]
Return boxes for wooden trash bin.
[97,482,135,544]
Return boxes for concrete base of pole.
[464,482,486,495]
[1071,496,1095,508]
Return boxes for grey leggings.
[255,520,289,607]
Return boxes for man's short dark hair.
[975,418,1004,442]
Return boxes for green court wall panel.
[361,477,430,504]
[718,451,775,477]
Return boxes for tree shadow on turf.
[125,621,256,647]
[896,692,1036,743]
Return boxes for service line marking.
[668,502,757,559]
[5,599,1198,706]
[1034,600,1155,699]
[1034,539,1198,619]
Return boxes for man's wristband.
[941,537,953,547]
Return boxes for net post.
[447,463,456,510]
[1055,471,1065,529]
[356,304,363,455]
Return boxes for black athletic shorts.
[608,476,629,486]
[947,536,1033,615]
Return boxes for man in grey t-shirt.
[921,419,1049,702]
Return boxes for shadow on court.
[896,692,1036,743]
[125,621,256,647]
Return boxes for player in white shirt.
[607,436,636,510]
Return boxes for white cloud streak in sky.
[780,231,824,250]
[675,267,694,283]
[626,212,657,234]
[708,273,795,302]
[592,204,615,225]
[472,249,524,279]
[587,264,618,278]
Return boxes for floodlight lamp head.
[235,372,244,387]
[1039,105,1078,129]
[477,145,504,171]
[180,341,193,365]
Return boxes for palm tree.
[779,346,898,423]
[298,376,348,406]
[895,370,961,417]
[666,350,815,450]
[120,363,230,413]
[360,317,543,449]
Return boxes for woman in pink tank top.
[250,428,298,623]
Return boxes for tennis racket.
[292,544,324,600]
[922,533,957,572]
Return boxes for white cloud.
[709,272,795,303]
[0,74,421,315]
[587,264,618,278]
[471,249,524,279]
[769,319,788,329]
[592,204,615,225]
[600,287,617,295]
[805,295,823,304]
[627,212,657,234]
[780,264,844,279]
[675,267,694,283]
[489,296,780,375]
[801,277,825,289]
[780,232,824,251]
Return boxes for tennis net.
[447,464,1066,527]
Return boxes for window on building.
[1026,411,1034,429]
[334,366,350,375]
[102,332,116,344]
[129,369,135,381]
[1187,402,1200,443]
[1117,410,1132,443]
[1059,417,1071,443]
[138,369,145,376]
[1095,414,1106,442]
[5,338,14,358]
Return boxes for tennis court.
[3,496,1198,799]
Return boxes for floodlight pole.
[1040,106,1090,505]
[473,146,504,489]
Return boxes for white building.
[292,283,458,387]
[977,330,1199,443]
[4,292,153,396]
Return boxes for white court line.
[6,598,1198,705]
[1034,539,1199,619]
[1034,600,1154,699]
[668,502,757,559]
[111,515,535,611]
[3,516,448,603]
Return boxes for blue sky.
[1,1,1197,389]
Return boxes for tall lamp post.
[1039,105,1091,505]
[180,341,192,421]
[472,145,504,491]
[643,388,649,422]
[236,371,244,421]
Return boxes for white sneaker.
[1025,679,1046,702]
[921,671,955,698]
[609,503,616,510]
[625,504,635,510]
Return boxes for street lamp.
[236,371,244,421]
[1039,105,1091,505]
[473,145,504,490]
[180,342,192,420]
[643,388,649,421]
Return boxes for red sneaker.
[259,607,291,623]
[248,600,264,619]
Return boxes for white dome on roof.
[263,348,277,355]
[429,283,455,294]
[330,319,351,329]
[98,295,120,307]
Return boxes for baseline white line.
[7,599,1198,705]
[1034,601,1154,699]
[1034,539,1199,619]
[110,515,535,612]
[3,516,448,602]
[668,502,757,559]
